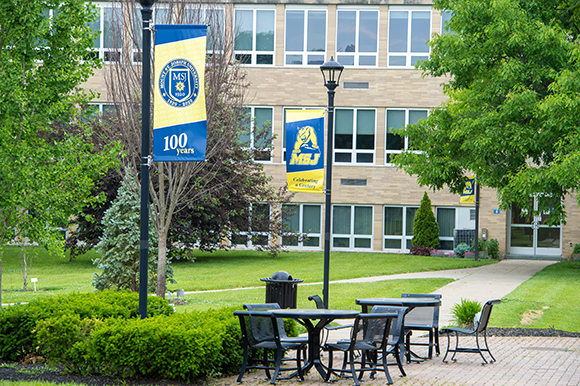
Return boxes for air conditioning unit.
[453,229,476,249]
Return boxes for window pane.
[303,205,321,233]
[252,204,269,232]
[307,55,325,65]
[357,110,375,135]
[406,207,418,235]
[441,10,453,34]
[304,237,320,247]
[155,8,171,24]
[286,54,302,65]
[386,110,405,151]
[256,10,274,51]
[355,238,371,248]
[411,11,430,53]
[333,206,351,234]
[440,240,454,250]
[90,13,100,49]
[337,11,356,53]
[359,56,376,66]
[336,109,354,134]
[437,208,455,238]
[235,10,253,51]
[239,108,251,145]
[337,55,355,66]
[409,110,428,125]
[286,11,304,51]
[333,238,350,248]
[359,11,378,53]
[389,56,407,66]
[384,207,403,236]
[283,204,299,232]
[354,206,372,235]
[104,8,121,49]
[389,11,408,53]
[385,239,402,249]
[307,11,326,52]
[254,108,272,148]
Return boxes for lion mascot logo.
[293,125,320,154]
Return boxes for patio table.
[271,308,359,380]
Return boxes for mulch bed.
[1,328,578,385]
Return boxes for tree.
[100,0,294,298]
[93,170,173,292]
[393,0,580,223]
[412,192,440,250]
[0,0,121,305]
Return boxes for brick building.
[86,0,578,259]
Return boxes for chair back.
[401,293,441,328]
[243,303,289,339]
[474,299,501,333]
[235,310,278,346]
[371,306,408,345]
[308,294,324,309]
[350,313,394,350]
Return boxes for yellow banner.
[460,177,475,204]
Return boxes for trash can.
[260,271,303,309]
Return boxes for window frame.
[383,205,419,252]
[242,106,274,163]
[284,5,328,67]
[332,205,374,251]
[334,107,376,165]
[234,5,276,66]
[91,3,123,63]
[385,108,428,165]
[335,6,379,67]
[387,6,432,69]
[436,207,456,251]
[281,203,323,249]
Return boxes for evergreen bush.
[411,192,440,251]
[453,243,472,258]
[93,170,175,292]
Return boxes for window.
[388,7,431,68]
[90,4,122,62]
[385,108,428,164]
[441,10,453,34]
[85,103,116,121]
[231,203,271,248]
[240,107,273,162]
[282,204,322,248]
[285,6,327,66]
[183,6,225,52]
[234,6,275,65]
[332,205,373,250]
[437,208,456,250]
[335,108,375,164]
[336,7,379,67]
[383,206,418,251]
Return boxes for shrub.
[453,243,472,258]
[574,243,580,254]
[412,192,440,249]
[410,245,433,256]
[36,307,244,381]
[430,249,447,257]
[0,291,173,361]
[464,251,475,259]
[450,298,482,326]
[487,238,500,259]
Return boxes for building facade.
[85,0,579,259]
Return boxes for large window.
[436,207,456,250]
[234,6,275,65]
[332,205,373,250]
[388,7,431,68]
[231,203,270,248]
[89,4,122,62]
[336,7,379,67]
[335,108,376,164]
[285,6,327,66]
[385,108,428,164]
[240,107,273,162]
[282,204,322,248]
[383,206,418,251]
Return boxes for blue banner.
[153,25,207,162]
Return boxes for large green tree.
[394,0,580,223]
[0,0,121,305]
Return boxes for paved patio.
[217,335,580,386]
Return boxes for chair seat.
[440,326,477,335]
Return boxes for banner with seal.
[285,110,325,193]
[460,176,476,204]
[153,25,207,162]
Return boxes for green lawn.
[491,262,580,332]
[1,246,494,304]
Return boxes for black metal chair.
[323,312,396,385]
[370,306,409,378]
[440,299,501,365]
[243,303,308,346]
[234,310,305,384]
[308,294,353,344]
[401,293,442,360]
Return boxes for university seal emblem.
[158,58,200,108]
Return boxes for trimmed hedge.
[36,307,243,381]
[0,290,173,361]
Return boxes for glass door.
[509,198,561,256]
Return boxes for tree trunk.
[156,230,168,298]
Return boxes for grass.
[0,383,87,386]
[0,246,495,304]
[491,262,580,332]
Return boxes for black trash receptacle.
[260,271,303,309]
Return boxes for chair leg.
[427,330,434,359]
[394,345,406,377]
[237,346,250,382]
[442,333,451,363]
[434,328,441,356]
[325,348,335,382]
[348,349,360,386]
[263,348,272,380]
[483,331,496,363]
[475,332,489,365]
[381,349,394,385]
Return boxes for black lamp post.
[137,0,157,319]
[320,57,344,309]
